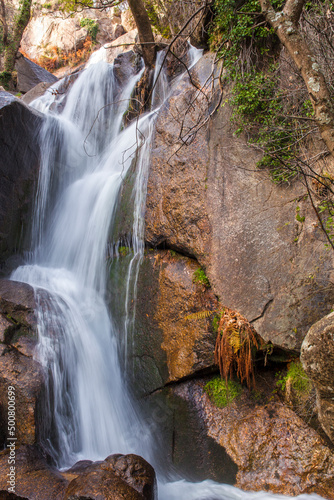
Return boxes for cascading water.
[10,48,324,500]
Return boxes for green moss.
[276,361,312,395]
[193,267,210,288]
[204,376,242,408]
[118,246,131,257]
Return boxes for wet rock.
[0,280,43,447]
[0,95,43,274]
[142,383,238,485]
[109,251,217,397]
[0,446,156,500]
[21,82,54,105]
[301,312,334,444]
[113,50,143,86]
[187,380,334,498]
[0,445,67,500]
[145,52,334,350]
[15,53,58,94]
[64,454,156,500]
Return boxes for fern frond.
[215,307,262,389]
[185,310,213,321]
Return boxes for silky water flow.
[11,48,324,500]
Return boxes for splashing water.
[10,49,324,500]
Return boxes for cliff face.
[145,54,334,352]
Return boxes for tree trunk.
[4,0,32,76]
[259,0,334,157]
[0,0,8,46]
[128,0,156,68]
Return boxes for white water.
[11,51,324,499]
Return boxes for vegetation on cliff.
[0,0,32,88]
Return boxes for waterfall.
[10,50,324,500]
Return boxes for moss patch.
[204,376,242,408]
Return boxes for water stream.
[11,49,323,499]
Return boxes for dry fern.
[214,308,262,389]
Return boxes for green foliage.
[42,2,52,8]
[295,206,305,223]
[60,0,93,12]
[192,267,210,288]
[0,71,12,89]
[210,0,317,184]
[210,0,283,73]
[205,376,242,408]
[144,1,171,38]
[276,361,312,395]
[80,18,99,43]
[318,200,334,248]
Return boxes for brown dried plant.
[214,308,263,389]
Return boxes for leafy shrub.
[80,18,99,43]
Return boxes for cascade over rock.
[0,93,43,274]
[110,250,218,397]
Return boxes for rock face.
[145,53,334,351]
[0,280,43,447]
[15,53,58,93]
[0,446,156,500]
[186,380,334,499]
[109,251,217,398]
[0,93,43,274]
[21,82,54,105]
[301,312,334,444]
[20,4,127,61]
[103,30,138,64]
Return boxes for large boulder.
[0,280,43,447]
[0,445,67,499]
[15,53,58,94]
[0,446,156,500]
[187,380,334,498]
[64,454,156,500]
[0,93,43,274]
[301,312,334,443]
[145,52,334,351]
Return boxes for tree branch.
[259,0,334,158]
